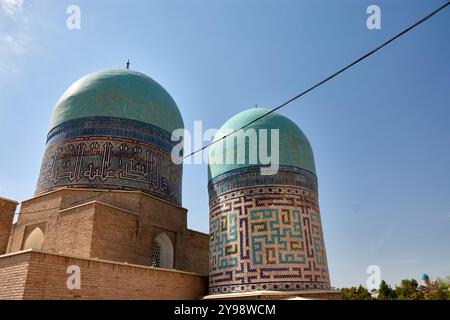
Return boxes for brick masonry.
[0,250,208,300]
[0,251,29,299]
[6,188,209,275]
[0,198,17,255]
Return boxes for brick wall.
[0,250,208,300]
[0,198,17,255]
[8,189,209,275]
[90,202,144,264]
[7,191,62,253]
[0,251,29,299]
[177,230,209,275]
[45,203,95,257]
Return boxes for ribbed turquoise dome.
[49,69,184,132]
[208,108,316,181]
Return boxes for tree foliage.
[378,280,397,300]
[395,279,424,300]
[339,277,450,300]
[341,285,373,300]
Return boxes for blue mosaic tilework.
[208,167,330,294]
[36,118,182,205]
[208,165,317,200]
[46,116,178,152]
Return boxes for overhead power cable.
[177,1,449,164]
[16,2,449,215]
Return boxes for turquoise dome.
[49,69,184,132]
[208,108,316,181]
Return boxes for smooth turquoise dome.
[208,108,316,181]
[49,69,184,132]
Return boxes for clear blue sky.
[0,0,449,288]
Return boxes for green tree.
[425,279,450,300]
[395,279,424,300]
[433,285,449,300]
[378,280,397,300]
[341,275,450,300]
[341,285,373,300]
[341,287,357,300]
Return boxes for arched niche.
[151,232,174,269]
[23,227,44,250]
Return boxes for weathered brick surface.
[90,203,144,264]
[7,191,63,253]
[0,198,17,255]
[0,251,30,299]
[7,189,209,275]
[0,251,208,300]
[45,204,95,257]
[177,230,209,274]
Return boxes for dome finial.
[126,59,130,69]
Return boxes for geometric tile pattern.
[209,168,330,294]
[208,165,318,200]
[46,116,175,152]
[36,117,182,205]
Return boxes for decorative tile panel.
[208,167,330,294]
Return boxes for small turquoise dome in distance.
[49,69,184,133]
[421,274,430,281]
[208,108,316,181]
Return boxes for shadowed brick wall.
[0,251,29,299]
[0,198,17,255]
[0,250,208,300]
[7,189,209,275]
